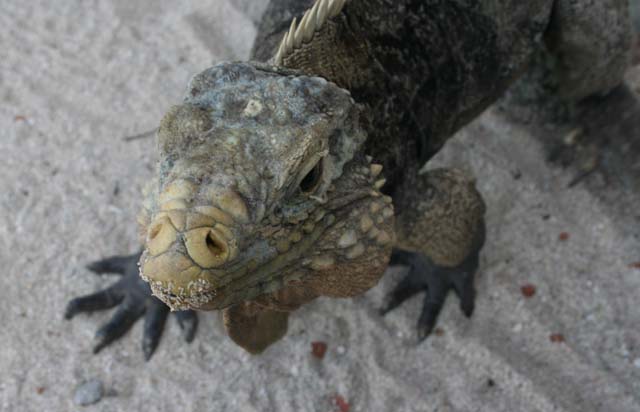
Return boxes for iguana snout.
[138,62,394,311]
[144,180,247,269]
[139,180,254,310]
[144,204,240,269]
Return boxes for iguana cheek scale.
[64,0,631,357]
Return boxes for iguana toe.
[142,300,170,360]
[92,297,146,355]
[85,254,133,275]
[381,248,478,342]
[64,284,123,319]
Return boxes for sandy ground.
[1,1,639,411]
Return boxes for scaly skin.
[67,0,631,355]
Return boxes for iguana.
[65,0,631,358]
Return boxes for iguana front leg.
[382,168,486,340]
[64,253,198,360]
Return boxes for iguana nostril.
[146,217,178,256]
[184,227,231,268]
[205,230,227,257]
[149,225,161,240]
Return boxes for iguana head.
[138,62,393,311]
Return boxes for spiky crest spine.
[273,0,348,65]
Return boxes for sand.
[1,1,639,411]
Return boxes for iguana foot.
[65,253,198,360]
[380,248,478,341]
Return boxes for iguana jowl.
[65,0,631,356]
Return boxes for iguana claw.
[65,253,198,360]
[381,248,478,341]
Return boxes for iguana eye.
[299,159,323,193]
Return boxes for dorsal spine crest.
[274,0,347,65]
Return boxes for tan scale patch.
[359,215,373,232]
[276,239,291,253]
[310,255,335,270]
[142,252,193,283]
[337,229,358,248]
[160,199,188,211]
[194,205,234,226]
[186,212,217,230]
[345,243,365,259]
[216,191,249,223]
[158,179,196,204]
[290,232,303,243]
[166,210,186,231]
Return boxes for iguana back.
[252,0,554,188]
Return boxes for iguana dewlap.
[66,0,631,356]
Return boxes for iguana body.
[66,0,631,356]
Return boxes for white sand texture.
[1,1,639,411]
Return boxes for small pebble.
[311,341,328,359]
[333,394,350,412]
[633,358,640,368]
[512,169,522,180]
[336,345,346,355]
[521,284,536,298]
[73,379,104,406]
[620,346,630,358]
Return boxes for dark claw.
[450,256,478,319]
[142,301,170,361]
[86,254,138,275]
[417,300,443,341]
[416,277,448,341]
[93,298,145,354]
[64,284,124,319]
[382,248,479,342]
[175,310,198,343]
[453,275,475,318]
